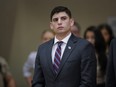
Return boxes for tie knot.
[57,41,63,47]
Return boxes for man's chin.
[56,31,65,34]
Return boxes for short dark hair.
[50,6,72,21]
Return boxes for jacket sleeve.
[79,43,97,87]
[32,46,45,87]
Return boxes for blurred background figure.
[0,56,16,87]
[23,29,55,87]
[84,26,107,87]
[97,23,114,56]
[71,21,81,37]
[84,26,96,45]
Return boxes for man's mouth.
[57,26,64,29]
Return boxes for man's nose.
[58,19,62,25]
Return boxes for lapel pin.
[68,46,71,49]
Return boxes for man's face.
[71,25,80,37]
[42,31,54,43]
[50,12,74,35]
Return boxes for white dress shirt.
[52,33,71,64]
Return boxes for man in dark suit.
[106,38,116,87]
[32,6,96,87]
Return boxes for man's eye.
[61,17,67,20]
[52,18,58,22]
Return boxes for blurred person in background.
[97,23,114,56]
[84,26,107,87]
[106,38,116,87]
[0,56,16,87]
[23,29,55,87]
[71,21,81,37]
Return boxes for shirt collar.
[54,33,71,45]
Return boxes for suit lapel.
[46,39,56,76]
[55,34,78,78]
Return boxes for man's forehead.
[52,12,69,19]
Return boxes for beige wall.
[0,0,116,87]
[0,0,17,60]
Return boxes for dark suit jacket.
[32,34,96,87]
[106,38,116,87]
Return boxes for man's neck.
[55,32,71,41]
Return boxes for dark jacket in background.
[106,38,116,87]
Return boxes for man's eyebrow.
[52,16,67,19]
[52,17,58,19]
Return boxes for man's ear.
[50,22,53,30]
[70,18,74,27]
